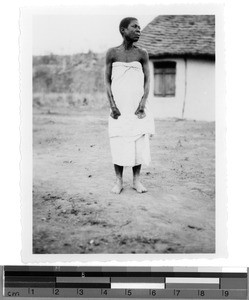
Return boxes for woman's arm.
[135,49,150,119]
[105,48,121,119]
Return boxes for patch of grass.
[33,92,108,110]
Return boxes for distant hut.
[137,15,215,121]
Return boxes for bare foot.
[133,180,147,193]
[111,179,123,194]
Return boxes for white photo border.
[20,4,226,263]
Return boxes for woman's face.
[123,19,141,42]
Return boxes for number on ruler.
[151,290,156,296]
[174,289,180,296]
[81,272,85,277]
[53,288,60,296]
[77,288,84,295]
[198,290,205,297]
[222,290,230,297]
[102,289,108,296]
[126,289,132,296]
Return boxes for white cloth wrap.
[108,61,155,167]
[110,134,151,167]
[108,61,155,138]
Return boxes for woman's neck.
[122,39,134,50]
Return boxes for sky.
[33,14,156,55]
[32,4,223,55]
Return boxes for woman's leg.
[111,164,123,194]
[132,164,147,193]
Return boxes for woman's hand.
[110,106,121,119]
[135,104,146,119]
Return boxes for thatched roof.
[137,15,215,59]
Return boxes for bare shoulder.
[136,46,149,62]
[105,47,117,63]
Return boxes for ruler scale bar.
[4,267,247,272]
[111,277,164,283]
[5,282,55,288]
[5,271,247,278]
[56,277,110,283]
[166,277,220,283]
[111,283,165,289]
[165,283,220,289]
[2,266,248,299]
[4,272,83,277]
[56,283,111,289]
[221,278,248,289]
[3,288,248,298]
[5,276,56,282]
[5,282,111,288]
[82,272,248,278]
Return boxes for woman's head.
[119,17,139,36]
[119,17,141,42]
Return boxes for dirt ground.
[33,108,215,254]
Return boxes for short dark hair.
[119,17,138,36]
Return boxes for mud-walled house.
[137,15,215,121]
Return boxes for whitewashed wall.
[148,58,215,121]
[184,59,215,121]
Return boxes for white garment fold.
[108,61,155,138]
[110,134,151,167]
[108,61,155,166]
